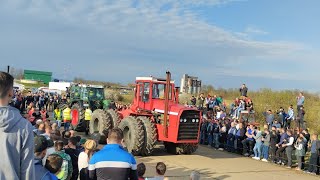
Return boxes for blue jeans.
[254,142,262,158]
[64,122,70,131]
[213,133,220,148]
[262,145,269,160]
[56,120,62,129]
[208,134,213,147]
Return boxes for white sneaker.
[252,157,260,160]
[261,159,268,162]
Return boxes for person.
[53,141,73,180]
[234,122,245,153]
[197,93,205,110]
[45,154,63,179]
[296,106,305,129]
[296,92,305,112]
[263,110,274,129]
[65,137,81,180]
[277,107,287,127]
[88,128,138,180]
[252,127,263,160]
[34,123,46,136]
[227,122,237,152]
[137,163,146,180]
[199,116,208,145]
[28,106,36,124]
[275,128,288,165]
[294,137,305,171]
[148,162,169,180]
[63,105,72,131]
[272,120,281,129]
[242,124,255,156]
[190,171,200,180]
[54,107,62,129]
[212,120,220,149]
[84,107,92,135]
[239,84,248,97]
[261,128,270,162]
[40,107,49,122]
[78,140,97,180]
[34,135,58,180]
[269,126,279,163]
[282,130,294,169]
[305,134,320,175]
[285,105,294,129]
[0,72,35,180]
[62,131,71,146]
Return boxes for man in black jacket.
[269,126,279,163]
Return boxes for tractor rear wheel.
[72,103,85,132]
[90,109,112,144]
[105,109,119,129]
[164,142,198,155]
[138,116,157,156]
[118,116,145,155]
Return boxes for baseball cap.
[34,135,49,153]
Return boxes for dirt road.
[136,145,319,180]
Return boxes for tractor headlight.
[196,119,199,123]
[192,119,195,123]
[184,119,187,123]
[180,119,183,122]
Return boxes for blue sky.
[0,0,319,91]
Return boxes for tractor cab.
[132,76,178,112]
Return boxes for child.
[294,137,305,171]
[137,163,146,180]
[261,128,270,162]
[148,162,169,180]
[45,154,64,179]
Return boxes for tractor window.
[142,82,150,102]
[152,84,171,99]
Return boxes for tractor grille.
[177,110,200,141]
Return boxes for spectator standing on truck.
[84,107,92,135]
[296,92,305,112]
[239,84,248,97]
[63,105,72,131]
[0,71,35,180]
[263,110,274,129]
[285,105,294,129]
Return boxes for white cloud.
[244,26,269,35]
[0,0,318,87]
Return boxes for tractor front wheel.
[138,116,157,156]
[118,116,145,155]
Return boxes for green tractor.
[58,84,119,142]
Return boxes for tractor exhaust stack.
[163,71,171,138]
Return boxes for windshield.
[87,87,105,100]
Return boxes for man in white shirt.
[282,130,294,168]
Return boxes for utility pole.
[7,66,10,73]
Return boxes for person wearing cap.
[78,140,97,172]
[34,135,58,180]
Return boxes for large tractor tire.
[118,116,145,156]
[105,109,119,129]
[164,142,198,155]
[90,109,112,144]
[72,103,85,132]
[137,116,157,156]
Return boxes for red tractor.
[90,72,201,156]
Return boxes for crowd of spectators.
[198,84,319,175]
